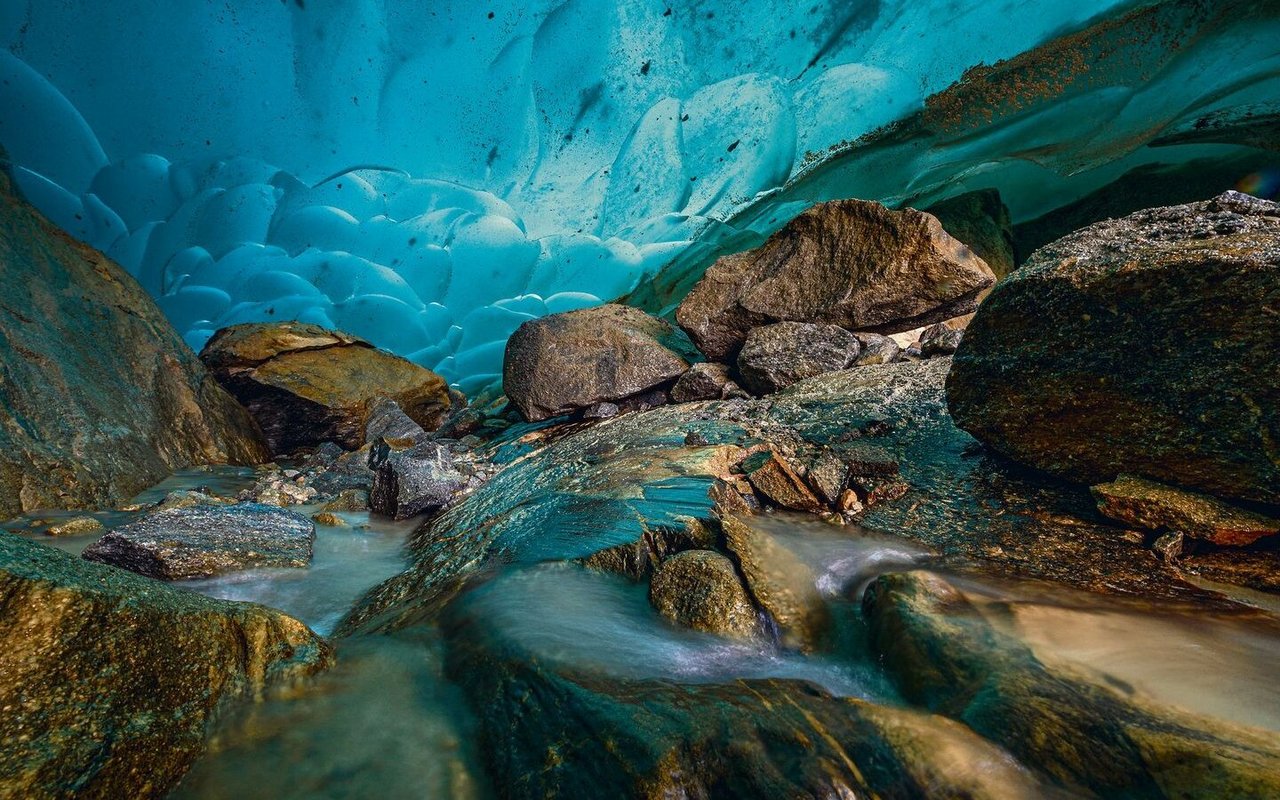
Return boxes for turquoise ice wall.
[2,1,1277,392]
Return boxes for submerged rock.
[44,516,104,537]
[675,199,994,360]
[1092,475,1280,547]
[735,321,859,395]
[0,534,328,799]
[0,171,268,519]
[82,503,315,580]
[864,570,1280,798]
[648,550,758,638]
[201,321,451,456]
[503,304,694,422]
[948,192,1280,505]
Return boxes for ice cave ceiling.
[1,0,1277,392]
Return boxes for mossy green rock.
[0,534,330,799]
[949,191,1280,505]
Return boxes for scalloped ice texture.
[1,1,1277,393]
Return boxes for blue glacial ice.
[1,0,1277,392]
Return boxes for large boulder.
[0,534,329,798]
[0,171,268,519]
[503,304,694,422]
[948,191,1280,506]
[200,322,451,455]
[82,503,315,580]
[735,321,859,394]
[675,199,995,360]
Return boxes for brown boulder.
[201,321,451,455]
[0,172,268,519]
[502,304,693,422]
[948,191,1280,505]
[675,199,995,360]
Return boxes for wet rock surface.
[648,549,758,638]
[201,321,451,455]
[864,570,1280,798]
[675,199,995,360]
[0,171,268,519]
[82,503,315,580]
[443,598,1051,800]
[0,534,328,799]
[948,192,1280,506]
[503,304,694,422]
[735,321,859,394]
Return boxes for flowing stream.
[10,478,1280,795]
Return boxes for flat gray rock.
[82,503,315,580]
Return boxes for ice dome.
[2,0,1276,392]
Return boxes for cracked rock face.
[82,503,315,580]
[949,191,1280,505]
[675,199,994,361]
[200,321,452,455]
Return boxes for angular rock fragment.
[738,451,826,513]
[919,322,963,356]
[364,396,428,446]
[648,550,758,638]
[1092,475,1280,547]
[82,503,315,580]
[503,304,694,422]
[676,199,994,360]
[736,322,859,395]
[949,192,1280,505]
[201,321,451,455]
[369,439,469,520]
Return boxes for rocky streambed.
[1,162,1278,799]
